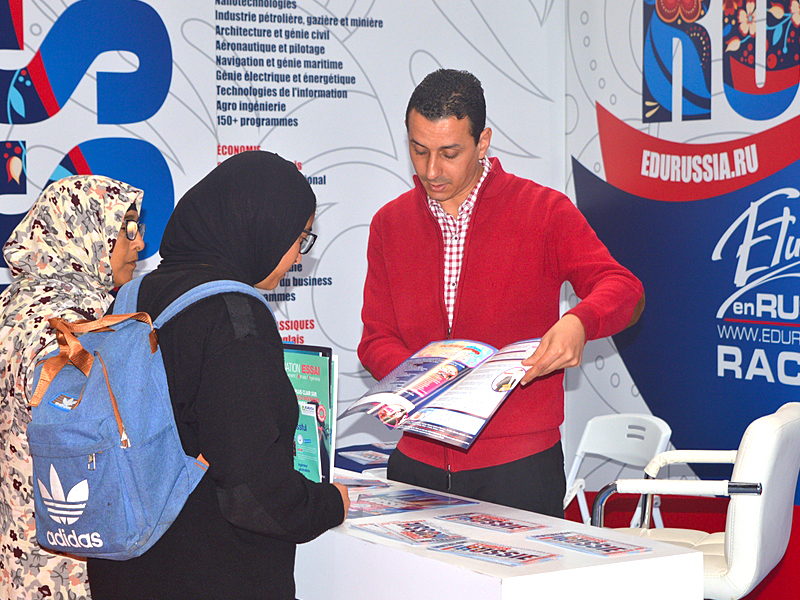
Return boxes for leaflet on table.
[338,449,390,465]
[351,519,465,545]
[284,344,336,484]
[435,512,547,534]
[347,488,477,519]
[371,440,398,450]
[341,338,540,449]
[527,531,651,557]
[332,469,390,490]
[427,539,561,566]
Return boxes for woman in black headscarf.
[86,151,349,600]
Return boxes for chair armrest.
[617,478,731,496]
[644,450,738,477]
[591,479,761,527]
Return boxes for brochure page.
[342,339,497,428]
[293,400,321,482]
[398,339,540,448]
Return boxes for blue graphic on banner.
[0,0,171,124]
[573,158,800,503]
[0,0,22,50]
[0,140,25,195]
[0,139,171,271]
[0,0,174,276]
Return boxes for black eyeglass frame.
[299,229,317,255]
[124,220,146,241]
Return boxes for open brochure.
[342,338,540,449]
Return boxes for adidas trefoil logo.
[38,464,89,524]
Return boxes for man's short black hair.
[405,69,486,144]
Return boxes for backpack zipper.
[95,353,131,448]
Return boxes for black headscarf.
[159,151,315,285]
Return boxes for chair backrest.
[724,402,800,598]
[566,413,672,487]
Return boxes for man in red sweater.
[357,69,644,517]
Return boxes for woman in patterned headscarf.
[0,175,144,600]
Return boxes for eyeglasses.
[124,220,145,241]
[299,229,317,255]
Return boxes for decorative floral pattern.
[644,0,712,121]
[656,0,704,23]
[723,0,742,16]
[1,175,142,600]
[725,0,800,60]
[738,1,757,37]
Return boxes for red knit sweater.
[358,158,643,471]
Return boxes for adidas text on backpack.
[28,277,272,560]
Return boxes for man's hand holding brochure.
[342,338,540,449]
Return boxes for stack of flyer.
[347,488,476,519]
[435,512,546,534]
[352,519,465,545]
[427,540,560,566]
[527,531,651,557]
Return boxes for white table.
[295,477,703,600]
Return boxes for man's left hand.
[520,314,586,385]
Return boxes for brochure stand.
[295,475,703,600]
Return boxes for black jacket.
[88,266,344,600]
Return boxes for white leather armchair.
[591,402,800,600]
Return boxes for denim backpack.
[28,277,271,560]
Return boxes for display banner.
[0,0,212,275]
[568,0,800,502]
[1,0,567,448]
[7,1,791,501]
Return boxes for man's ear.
[477,127,492,159]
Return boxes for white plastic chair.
[591,402,800,600]
[564,413,671,526]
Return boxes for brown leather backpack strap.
[30,318,91,407]
[29,312,157,407]
[48,318,94,376]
